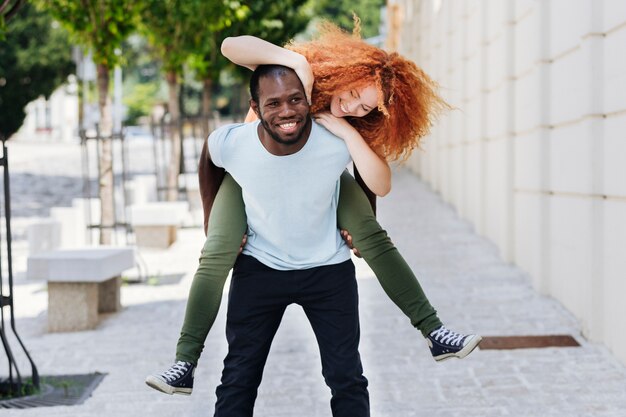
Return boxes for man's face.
[252,71,311,151]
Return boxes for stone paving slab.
[2,140,626,416]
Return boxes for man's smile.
[277,121,299,134]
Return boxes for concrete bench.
[27,247,135,332]
[27,219,61,255]
[129,202,188,249]
[127,174,158,205]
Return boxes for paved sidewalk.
[3,141,626,416]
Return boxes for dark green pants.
[176,172,441,365]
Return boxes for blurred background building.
[390,0,626,365]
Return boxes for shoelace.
[430,327,465,346]
[162,361,189,382]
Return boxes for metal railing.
[0,139,39,399]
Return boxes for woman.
[146,21,481,396]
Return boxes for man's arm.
[198,139,225,235]
[354,166,377,215]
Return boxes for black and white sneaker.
[145,361,195,395]
[426,326,482,362]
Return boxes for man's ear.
[250,99,261,119]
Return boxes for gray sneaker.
[145,361,195,395]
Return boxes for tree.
[189,0,311,122]
[311,0,385,39]
[139,0,250,200]
[0,3,73,140]
[35,0,139,244]
[241,0,311,44]
[139,0,203,202]
[121,34,163,125]
[185,1,249,138]
[0,0,23,40]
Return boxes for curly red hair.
[286,20,448,161]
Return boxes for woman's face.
[329,85,379,118]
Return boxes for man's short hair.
[249,65,295,103]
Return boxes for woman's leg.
[337,171,442,337]
[176,173,247,364]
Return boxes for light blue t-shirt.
[208,120,352,270]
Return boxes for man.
[207,65,369,416]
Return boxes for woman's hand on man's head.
[294,54,314,105]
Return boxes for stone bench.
[26,219,61,255]
[127,174,158,205]
[27,247,135,332]
[129,202,188,249]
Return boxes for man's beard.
[260,117,310,146]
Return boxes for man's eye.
[350,90,356,98]
[292,97,302,103]
[267,101,278,107]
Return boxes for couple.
[146,22,481,416]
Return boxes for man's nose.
[278,102,297,116]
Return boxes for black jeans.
[214,255,370,417]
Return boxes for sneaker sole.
[145,375,193,396]
[434,335,483,362]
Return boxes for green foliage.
[186,0,311,82]
[186,0,311,118]
[34,0,139,68]
[123,81,160,124]
[241,0,310,45]
[0,0,25,41]
[138,0,202,76]
[0,376,39,400]
[122,35,160,84]
[0,3,73,139]
[217,0,312,83]
[311,0,385,39]
[120,34,164,123]
[185,1,250,81]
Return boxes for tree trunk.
[96,63,114,245]
[166,70,181,202]
[201,78,213,140]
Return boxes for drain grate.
[0,373,106,409]
[479,335,580,350]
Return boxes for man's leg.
[214,255,288,417]
[299,260,370,417]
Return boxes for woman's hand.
[294,55,314,105]
[313,112,359,141]
[315,111,392,197]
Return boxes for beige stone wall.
[391,0,626,365]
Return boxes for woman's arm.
[221,36,314,103]
[244,107,258,123]
[314,113,392,197]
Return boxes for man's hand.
[238,234,247,254]
[340,229,362,258]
